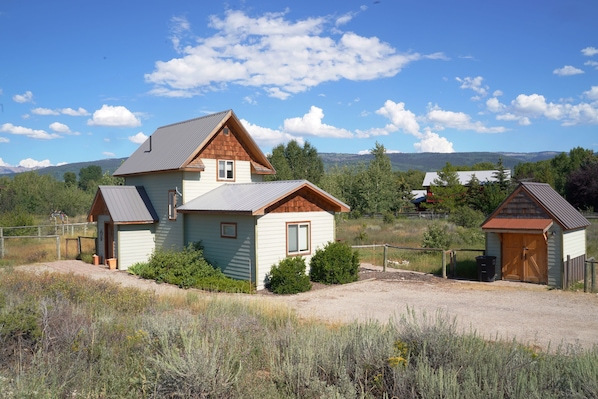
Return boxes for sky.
[1,0,597,169]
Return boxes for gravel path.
[14,260,598,350]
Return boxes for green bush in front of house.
[266,256,312,294]
[309,241,360,284]
[128,242,252,293]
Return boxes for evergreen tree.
[266,140,324,185]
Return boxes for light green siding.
[563,228,586,260]
[183,159,255,201]
[117,225,155,270]
[184,214,256,282]
[127,172,184,251]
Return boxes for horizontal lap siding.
[184,160,254,201]
[117,225,155,270]
[563,229,586,260]
[256,211,335,290]
[127,173,184,251]
[185,214,255,282]
[548,225,562,288]
[485,232,501,279]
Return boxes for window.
[287,222,310,255]
[168,190,177,220]
[218,160,234,180]
[221,222,237,238]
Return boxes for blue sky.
[1,0,597,168]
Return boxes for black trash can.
[476,256,496,282]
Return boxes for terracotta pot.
[107,258,117,270]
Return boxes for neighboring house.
[422,170,511,205]
[88,110,349,289]
[481,182,590,287]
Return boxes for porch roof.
[481,218,553,234]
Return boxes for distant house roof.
[87,185,158,224]
[114,110,274,177]
[482,182,590,231]
[422,170,510,187]
[177,180,350,215]
[410,190,427,204]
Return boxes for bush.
[266,257,312,294]
[449,206,485,228]
[310,241,360,284]
[422,223,451,250]
[383,211,395,224]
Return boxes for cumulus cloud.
[240,118,303,149]
[87,105,141,127]
[49,122,79,135]
[585,86,598,100]
[0,158,10,166]
[456,76,488,99]
[553,65,584,76]
[0,137,9,143]
[282,106,353,138]
[128,132,148,144]
[582,47,598,57]
[13,91,33,103]
[19,158,52,168]
[145,9,440,99]
[413,129,455,153]
[426,105,507,133]
[585,60,598,70]
[0,123,61,139]
[486,97,506,113]
[32,107,89,116]
[103,152,116,158]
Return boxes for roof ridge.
[157,109,230,130]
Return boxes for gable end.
[265,188,328,213]
[494,190,551,219]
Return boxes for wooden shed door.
[502,233,547,284]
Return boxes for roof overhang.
[481,218,553,234]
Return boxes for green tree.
[266,140,324,185]
[362,142,397,214]
[429,162,466,213]
[63,171,77,187]
[78,165,103,192]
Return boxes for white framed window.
[287,222,310,255]
[168,190,177,220]
[221,222,237,238]
[218,160,234,180]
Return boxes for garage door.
[502,233,548,284]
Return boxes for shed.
[481,182,590,287]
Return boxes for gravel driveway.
[14,260,598,351]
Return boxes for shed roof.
[422,170,510,187]
[482,218,553,234]
[88,185,158,224]
[483,182,590,231]
[114,110,274,176]
[177,180,350,215]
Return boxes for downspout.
[253,217,259,290]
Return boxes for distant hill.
[1,151,560,180]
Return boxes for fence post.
[383,244,387,272]
[592,261,596,293]
[584,257,590,293]
[56,236,61,260]
[442,250,446,279]
[0,237,3,259]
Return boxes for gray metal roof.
[520,182,590,230]
[96,185,158,223]
[177,180,350,215]
[423,170,511,187]
[114,110,231,176]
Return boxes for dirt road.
[14,260,598,350]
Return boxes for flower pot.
[92,255,100,266]
[107,258,117,270]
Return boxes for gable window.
[218,160,234,180]
[287,222,310,255]
[168,190,177,220]
[221,222,237,238]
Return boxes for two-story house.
[88,110,349,289]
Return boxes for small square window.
[218,160,234,180]
[287,222,310,255]
[221,222,237,238]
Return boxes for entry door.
[104,222,115,260]
[502,233,547,283]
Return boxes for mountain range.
[0,151,560,181]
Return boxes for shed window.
[287,222,310,255]
[221,222,237,238]
[218,160,234,180]
[168,190,177,220]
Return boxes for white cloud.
[33,106,91,116]
[49,122,79,135]
[585,60,598,70]
[493,90,503,97]
[31,107,59,116]
[145,9,439,99]
[510,94,563,119]
[486,97,506,113]
[374,100,420,135]
[585,86,598,100]
[103,152,116,158]
[553,65,584,76]
[0,123,61,139]
[13,91,33,103]
[128,132,148,144]
[240,118,303,148]
[87,105,141,127]
[582,47,598,56]
[0,137,9,143]
[413,129,455,153]
[426,105,507,133]
[18,158,52,168]
[496,113,531,126]
[282,106,353,138]
[0,158,10,166]
[456,76,488,98]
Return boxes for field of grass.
[1,271,597,398]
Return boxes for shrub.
[449,206,485,228]
[310,241,360,284]
[421,223,451,250]
[383,211,395,224]
[266,257,312,294]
